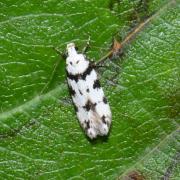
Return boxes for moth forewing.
[66,43,112,139]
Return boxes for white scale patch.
[66,43,112,139]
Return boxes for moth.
[65,43,112,139]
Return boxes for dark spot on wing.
[83,100,97,112]
[103,97,107,104]
[102,115,106,124]
[81,65,93,80]
[93,79,101,89]
[79,90,83,95]
[83,100,91,111]
[66,62,94,82]
[86,88,89,92]
[66,65,93,82]
[85,120,90,130]
[70,62,72,65]
[69,86,76,96]
[66,71,79,82]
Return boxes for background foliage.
[0,0,179,179]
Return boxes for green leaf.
[0,0,179,179]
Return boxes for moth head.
[67,43,78,51]
[67,43,75,50]
[66,54,85,66]
[67,43,78,57]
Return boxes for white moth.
[66,43,112,139]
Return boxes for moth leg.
[59,96,72,105]
[82,36,91,54]
[94,63,109,69]
[90,60,109,69]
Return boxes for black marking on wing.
[93,79,101,89]
[102,115,111,127]
[85,120,90,130]
[83,100,97,112]
[103,97,107,104]
[79,90,83,95]
[81,65,93,80]
[69,85,76,96]
[102,115,106,124]
[83,100,91,111]
[86,88,89,92]
[66,64,93,82]
[66,71,79,82]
